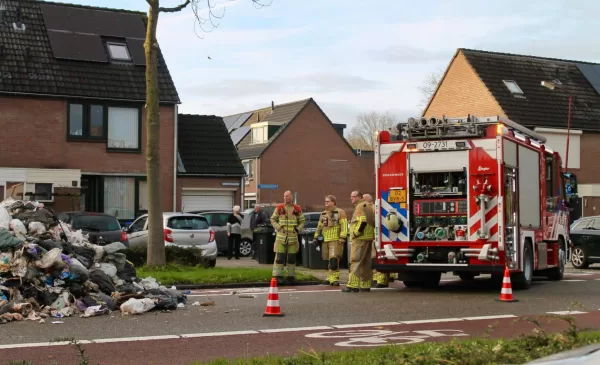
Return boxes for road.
[1,270,600,364]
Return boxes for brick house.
[177,114,246,211]
[424,48,600,218]
[0,0,179,220]
[226,98,374,213]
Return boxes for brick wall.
[424,52,504,118]
[176,176,242,212]
[575,132,600,185]
[51,187,81,212]
[0,96,176,210]
[260,101,374,213]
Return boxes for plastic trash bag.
[67,258,89,283]
[88,269,116,295]
[105,253,126,272]
[35,248,64,269]
[0,206,10,230]
[9,219,27,237]
[117,260,137,283]
[83,305,108,318]
[140,277,160,290]
[97,263,117,278]
[0,229,23,251]
[82,292,116,311]
[120,298,156,315]
[103,242,127,254]
[28,221,47,236]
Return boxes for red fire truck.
[373,115,578,290]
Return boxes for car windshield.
[167,216,209,230]
[71,215,121,232]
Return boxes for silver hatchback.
[124,212,218,267]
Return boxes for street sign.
[221,182,240,187]
[258,184,279,189]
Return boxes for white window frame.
[251,126,267,144]
[107,42,131,61]
[243,160,253,179]
[503,80,524,95]
[33,183,54,202]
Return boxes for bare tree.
[346,111,399,151]
[417,68,445,114]
[144,0,272,266]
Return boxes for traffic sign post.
[258,184,279,205]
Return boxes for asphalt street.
[1,270,600,364]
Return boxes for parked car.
[569,216,600,269]
[124,212,217,267]
[57,211,129,247]
[525,342,600,364]
[185,210,255,257]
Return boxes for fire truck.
[373,115,578,290]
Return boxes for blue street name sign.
[258,184,279,189]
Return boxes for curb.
[174,280,323,290]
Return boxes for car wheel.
[239,239,253,257]
[571,247,589,269]
[208,259,216,268]
[458,273,476,281]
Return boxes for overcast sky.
[65,0,600,131]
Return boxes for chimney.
[271,101,275,111]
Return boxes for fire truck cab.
[374,115,578,290]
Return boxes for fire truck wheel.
[512,242,533,290]
[402,281,421,288]
[421,272,442,288]
[547,238,566,281]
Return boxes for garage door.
[181,190,234,211]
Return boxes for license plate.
[388,189,406,203]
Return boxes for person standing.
[313,195,348,286]
[249,204,267,260]
[270,190,305,285]
[363,194,390,288]
[226,205,244,260]
[343,190,375,293]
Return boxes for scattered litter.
[0,198,189,323]
[51,321,64,324]
[200,300,215,306]
[192,301,201,306]
[238,295,255,299]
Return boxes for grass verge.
[136,265,319,285]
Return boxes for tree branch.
[159,0,191,13]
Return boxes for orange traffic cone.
[263,277,285,317]
[496,266,519,302]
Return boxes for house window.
[107,43,131,61]
[33,183,53,201]
[251,126,267,144]
[103,177,135,220]
[107,107,140,150]
[503,80,524,95]
[68,102,106,139]
[243,160,253,178]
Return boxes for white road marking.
[260,326,332,333]
[92,335,181,343]
[181,330,258,338]
[546,311,588,315]
[332,322,401,329]
[462,315,518,321]
[0,310,593,349]
[563,280,586,282]
[401,318,463,324]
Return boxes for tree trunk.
[144,1,166,267]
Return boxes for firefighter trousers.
[322,241,344,284]
[272,241,298,279]
[347,239,372,289]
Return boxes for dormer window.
[503,80,524,95]
[107,42,131,61]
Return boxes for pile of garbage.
[0,198,187,323]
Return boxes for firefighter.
[313,195,348,286]
[270,190,305,285]
[343,190,375,292]
[363,194,390,288]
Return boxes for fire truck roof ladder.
[401,115,547,144]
